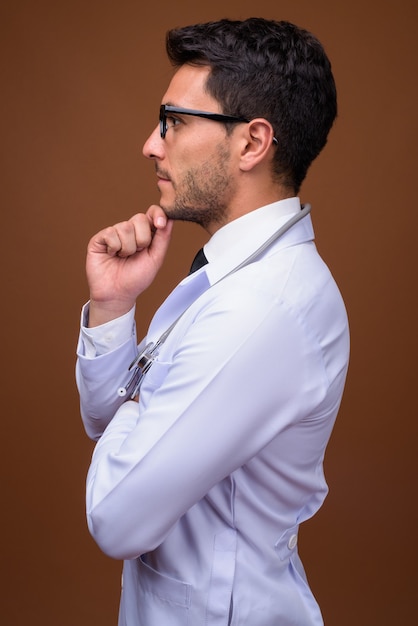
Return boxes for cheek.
[168,133,231,183]
[177,143,210,167]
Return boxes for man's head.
[165,18,337,193]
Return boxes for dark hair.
[166,18,337,192]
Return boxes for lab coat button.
[287,534,298,550]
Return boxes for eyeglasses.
[159,104,278,145]
[159,104,250,139]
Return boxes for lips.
[156,168,171,183]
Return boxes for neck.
[205,181,295,235]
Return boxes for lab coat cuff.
[79,302,136,358]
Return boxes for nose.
[143,125,164,160]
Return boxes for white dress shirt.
[76,198,350,626]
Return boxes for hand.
[86,205,173,327]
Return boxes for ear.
[237,119,277,172]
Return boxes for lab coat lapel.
[146,270,210,341]
[205,212,315,285]
[147,213,314,340]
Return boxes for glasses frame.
[159,104,278,145]
[159,104,250,139]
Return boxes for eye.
[166,115,182,131]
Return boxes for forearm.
[76,304,140,440]
[76,345,137,440]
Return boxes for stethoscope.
[117,203,311,399]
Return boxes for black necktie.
[188,247,208,274]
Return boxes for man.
[76,18,349,626]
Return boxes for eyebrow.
[163,102,211,111]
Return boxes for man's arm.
[76,205,173,438]
[85,279,347,560]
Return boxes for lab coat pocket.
[135,554,192,625]
[140,359,172,399]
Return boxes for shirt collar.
[204,197,302,264]
[198,197,313,285]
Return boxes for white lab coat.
[76,199,350,625]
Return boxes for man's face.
[143,65,238,232]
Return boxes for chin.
[159,202,174,218]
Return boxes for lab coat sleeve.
[76,304,140,440]
[86,279,348,560]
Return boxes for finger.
[129,207,173,262]
[113,219,151,257]
[149,217,174,264]
[89,226,123,257]
[144,205,174,262]
[146,204,169,230]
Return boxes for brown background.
[1,0,417,624]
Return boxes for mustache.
[155,167,171,181]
